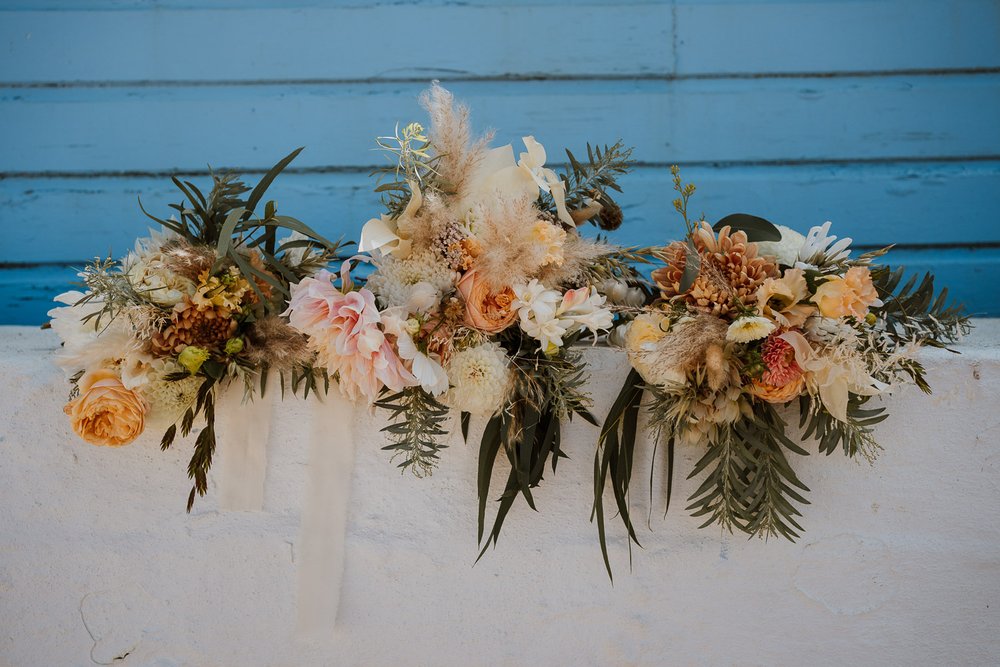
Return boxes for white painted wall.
[1,325,998,666]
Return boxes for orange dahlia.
[652,223,779,317]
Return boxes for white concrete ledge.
[1,324,998,666]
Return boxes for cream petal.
[817,369,850,422]
[520,135,547,168]
[543,168,574,226]
[358,215,400,254]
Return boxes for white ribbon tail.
[216,380,274,512]
[295,389,357,638]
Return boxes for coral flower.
[759,332,803,387]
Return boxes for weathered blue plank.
[2,75,998,174]
[0,4,672,82]
[6,247,996,325]
[3,161,999,264]
[875,247,1000,317]
[2,1,998,82]
[676,0,1000,74]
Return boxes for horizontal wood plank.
[6,246,996,325]
[675,0,1000,75]
[3,162,999,264]
[2,1,997,83]
[2,76,998,174]
[0,4,672,83]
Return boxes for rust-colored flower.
[64,369,147,447]
[456,269,518,333]
[652,223,779,317]
[152,298,238,355]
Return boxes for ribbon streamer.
[216,382,274,512]
[296,389,357,637]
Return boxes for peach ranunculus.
[749,374,806,404]
[64,369,148,447]
[456,270,518,333]
[811,266,882,319]
[284,270,418,401]
[756,267,815,328]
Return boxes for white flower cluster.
[366,250,458,312]
[443,342,510,416]
[513,280,614,353]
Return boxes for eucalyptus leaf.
[714,213,781,242]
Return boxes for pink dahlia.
[284,271,417,401]
[759,331,802,387]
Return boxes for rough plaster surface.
[1,325,998,666]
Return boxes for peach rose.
[456,270,518,334]
[64,369,148,447]
[812,266,882,319]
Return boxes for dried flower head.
[151,298,237,355]
[652,223,779,317]
[242,315,313,370]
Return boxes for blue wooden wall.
[1,0,998,323]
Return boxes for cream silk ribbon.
[216,381,274,512]
[295,389,357,638]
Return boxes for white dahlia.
[138,359,203,429]
[365,250,457,312]
[443,342,510,416]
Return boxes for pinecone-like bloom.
[597,200,623,231]
[652,223,779,317]
[151,298,237,355]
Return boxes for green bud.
[178,346,211,375]
[224,337,244,355]
[865,312,877,326]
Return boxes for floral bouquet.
[284,84,646,552]
[49,150,345,509]
[594,168,969,577]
